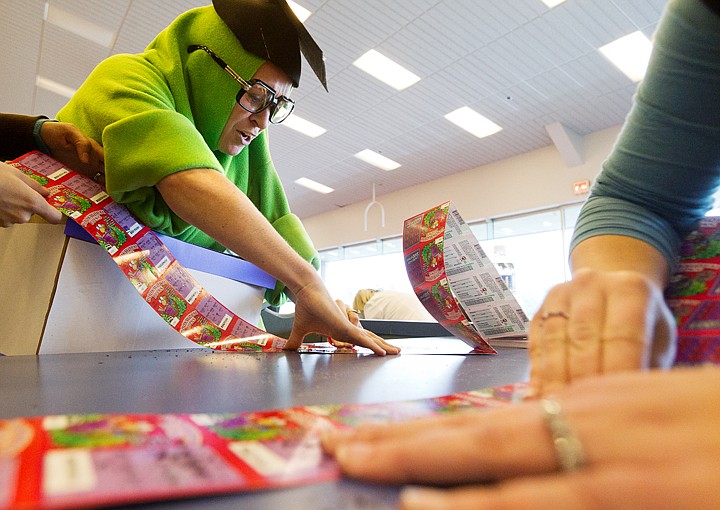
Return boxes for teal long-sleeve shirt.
[571,0,720,270]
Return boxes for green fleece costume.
[57,6,319,305]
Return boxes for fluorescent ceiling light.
[282,115,326,137]
[354,149,401,171]
[295,177,334,194]
[286,0,312,22]
[44,4,117,48]
[599,31,652,82]
[36,76,76,98]
[444,107,503,139]
[541,0,567,7]
[353,50,420,91]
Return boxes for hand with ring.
[322,366,720,510]
[528,266,677,397]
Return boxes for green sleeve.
[58,54,226,247]
[264,213,321,306]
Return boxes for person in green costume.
[57,0,398,356]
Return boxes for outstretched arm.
[156,168,400,355]
[528,0,720,394]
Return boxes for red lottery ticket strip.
[0,382,526,509]
[12,151,287,352]
[665,216,720,365]
[403,202,496,353]
[403,202,530,353]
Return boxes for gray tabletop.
[0,337,529,509]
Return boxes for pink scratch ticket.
[0,382,526,509]
[665,216,720,365]
[11,151,286,353]
[403,202,530,352]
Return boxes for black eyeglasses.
[188,45,295,124]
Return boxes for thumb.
[33,199,64,224]
[285,322,307,350]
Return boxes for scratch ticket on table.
[0,382,526,509]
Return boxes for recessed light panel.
[354,149,401,171]
[45,4,117,48]
[353,50,420,91]
[282,115,327,137]
[444,107,503,139]
[541,0,567,8]
[599,31,652,82]
[295,177,334,194]
[36,76,76,98]
[286,0,311,22]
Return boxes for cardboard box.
[0,222,67,355]
[0,220,276,355]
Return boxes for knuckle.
[614,272,653,296]
[571,267,600,287]
[604,333,647,348]
[567,319,600,345]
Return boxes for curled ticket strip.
[403,201,530,353]
[12,151,288,352]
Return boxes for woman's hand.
[528,267,677,396]
[327,299,362,349]
[322,366,720,510]
[0,162,63,227]
[284,280,400,356]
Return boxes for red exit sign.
[573,180,591,195]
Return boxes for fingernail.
[400,487,446,509]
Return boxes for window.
[322,251,414,307]
[706,188,720,216]
[319,203,584,318]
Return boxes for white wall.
[302,125,622,250]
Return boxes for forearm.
[570,0,720,273]
[0,114,44,161]
[156,168,319,294]
[570,235,671,289]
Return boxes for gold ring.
[540,398,586,471]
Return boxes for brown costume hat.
[212,0,327,91]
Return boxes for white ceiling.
[1,0,666,218]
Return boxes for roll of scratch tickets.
[402,201,530,353]
[11,151,288,352]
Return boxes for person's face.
[217,61,293,156]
